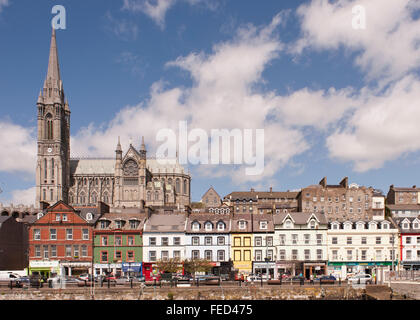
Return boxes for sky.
[1,0,420,206]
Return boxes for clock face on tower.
[47,147,53,153]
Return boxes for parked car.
[315,275,336,284]
[0,273,22,287]
[247,275,263,282]
[78,274,94,282]
[348,274,372,284]
[19,276,30,286]
[290,276,305,284]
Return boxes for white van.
[0,272,22,287]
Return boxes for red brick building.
[28,201,105,277]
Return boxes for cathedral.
[35,29,191,210]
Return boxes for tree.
[156,258,183,274]
[183,259,213,280]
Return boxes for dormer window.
[309,220,316,229]
[382,223,389,229]
[239,220,247,230]
[285,220,292,229]
[192,222,200,231]
[129,220,140,229]
[37,213,44,220]
[217,222,225,231]
[403,222,410,229]
[369,223,377,230]
[344,223,352,230]
[100,220,110,229]
[260,221,268,230]
[413,222,419,229]
[115,220,122,229]
[331,223,339,230]
[205,222,213,231]
[356,223,365,230]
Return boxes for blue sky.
[1,0,420,205]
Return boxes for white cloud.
[105,12,139,40]
[0,121,36,174]
[122,0,177,29]
[71,13,315,184]
[327,75,420,172]
[292,0,420,82]
[122,0,219,29]
[8,187,36,206]
[272,86,357,130]
[0,0,9,13]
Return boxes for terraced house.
[327,219,398,280]
[231,214,253,275]
[252,214,275,278]
[93,208,147,276]
[273,212,328,279]
[28,201,105,277]
[142,211,187,264]
[185,213,232,276]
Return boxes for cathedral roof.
[70,158,188,176]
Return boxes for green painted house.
[93,211,147,276]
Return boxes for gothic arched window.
[45,113,53,140]
[147,192,151,201]
[124,159,138,176]
[155,191,159,201]
[176,179,180,193]
[91,192,97,204]
[51,158,54,180]
[183,179,187,195]
[80,192,86,204]
[103,192,109,203]
[44,159,48,180]
[50,189,54,201]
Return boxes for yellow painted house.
[231,214,253,275]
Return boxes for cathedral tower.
[35,28,70,207]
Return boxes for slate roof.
[95,212,147,231]
[185,213,231,233]
[272,212,328,225]
[144,213,187,233]
[224,191,299,201]
[70,158,186,175]
[387,204,420,211]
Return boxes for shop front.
[233,261,253,276]
[402,261,420,271]
[122,262,142,277]
[274,261,296,279]
[253,261,276,278]
[211,261,233,278]
[60,262,91,276]
[29,260,61,278]
[303,262,327,279]
[94,263,122,276]
[327,261,394,280]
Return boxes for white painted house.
[273,212,328,279]
[185,213,232,275]
[327,219,399,280]
[142,213,187,263]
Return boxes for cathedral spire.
[47,27,61,83]
[140,136,146,159]
[42,27,64,104]
[141,136,146,151]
